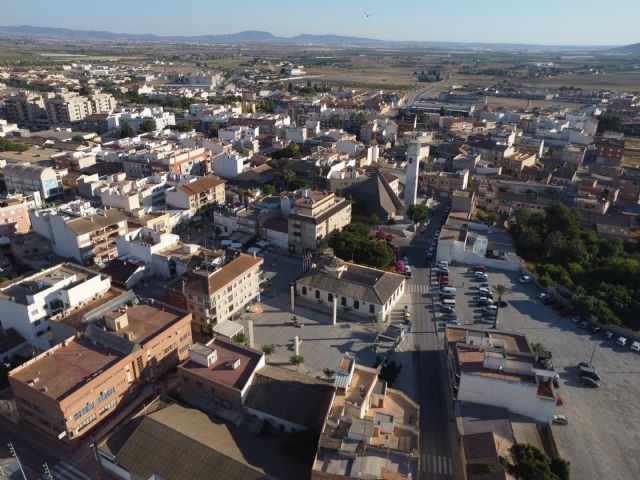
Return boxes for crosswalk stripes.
[407,284,429,294]
[42,461,91,480]
[421,453,453,476]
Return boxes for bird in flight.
[363,11,374,18]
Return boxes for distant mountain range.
[0,25,625,51]
[0,25,384,45]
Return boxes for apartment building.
[420,170,470,195]
[44,92,116,126]
[0,198,31,236]
[284,189,351,253]
[117,227,225,279]
[122,145,209,179]
[313,354,420,479]
[444,326,558,424]
[182,253,263,334]
[165,175,226,214]
[2,162,64,200]
[30,202,128,265]
[8,298,192,444]
[0,263,111,349]
[2,92,51,129]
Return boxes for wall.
[458,374,556,424]
[437,238,521,272]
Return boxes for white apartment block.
[0,263,111,349]
[211,152,251,179]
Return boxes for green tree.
[530,342,546,354]
[550,457,571,480]
[407,204,429,225]
[263,184,277,196]
[262,344,276,356]
[175,121,195,132]
[138,119,157,133]
[0,137,29,152]
[71,134,85,142]
[209,123,219,138]
[322,368,336,380]
[290,354,305,366]
[492,284,510,329]
[119,121,134,139]
[233,332,249,345]
[510,444,558,480]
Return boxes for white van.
[437,260,449,268]
[404,265,412,278]
[441,286,457,296]
[442,298,456,306]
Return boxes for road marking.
[408,284,428,293]
[422,454,452,476]
[448,457,453,474]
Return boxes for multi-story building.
[30,202,128,266]
[44,92,116,126]
[117,227,225,280]
[284,189,351,253]
[1,162,64,200]
[0,263,111,349]
[2,92,51,130]
[122,146,209,179]
[444,325,558,424]
[182,253,263,334]
[0,198,31,236]
[96,173,168,213]
[165,175,226,214]
[420,170,469,195]
[8,299,192,444]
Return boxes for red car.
[472,265,486,272]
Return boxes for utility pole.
[8,443,27,480]
[43,463,54,480]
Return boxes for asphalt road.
[396,202,460,479]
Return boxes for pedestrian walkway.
[41,461,90,480]
[421,452,453,477]
[407,284,429,294]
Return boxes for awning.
[212,320,244,339]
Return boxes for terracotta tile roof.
[178,175,225,196]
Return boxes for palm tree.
[492,284,510,329]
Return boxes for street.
[395,200,461,480]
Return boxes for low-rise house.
[444,326,558,424]
[296,256,405,323]
[313,354,420,479]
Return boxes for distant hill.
[610,42,640,53]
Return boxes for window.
[182,375,190,384]
[196,381,204,392]
[73,402,94,421]
[369,304,375,314]
[136,356,144,372]
[96,387,115,404]
[315,290,320,299]
[328,293,333,302]
[341,297,346,306]
[354,300,359,310]
[302,287,307,295]
[210,386,216,395]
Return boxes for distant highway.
[405,78,452,107]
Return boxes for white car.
[552,414,569,425]
[631,341,640,352]
[617,336,628,346]
[519,275,533,283]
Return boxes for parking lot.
[439,265,640,480]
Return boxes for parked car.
[542,297,555,305]
[579,320,590,329]
[631,341,640,352]
[571,316,581,324]
[476,283,490,289]
[603,330,615,340]
[538,293,551,300]
[518,275,533,283]
[579,366,601,382]
[589,325,602,334]
[552,414,569,425]
[446,319,461,326]
[440,305,456,313]
[617,336,628,346]
[482,306,498,314]
[471,265,486,272]
[580,376,600,388]
[475,317,495,325]
[477,298,494,307]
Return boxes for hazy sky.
[1,0,638,45]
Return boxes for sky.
[1,0,639,46]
